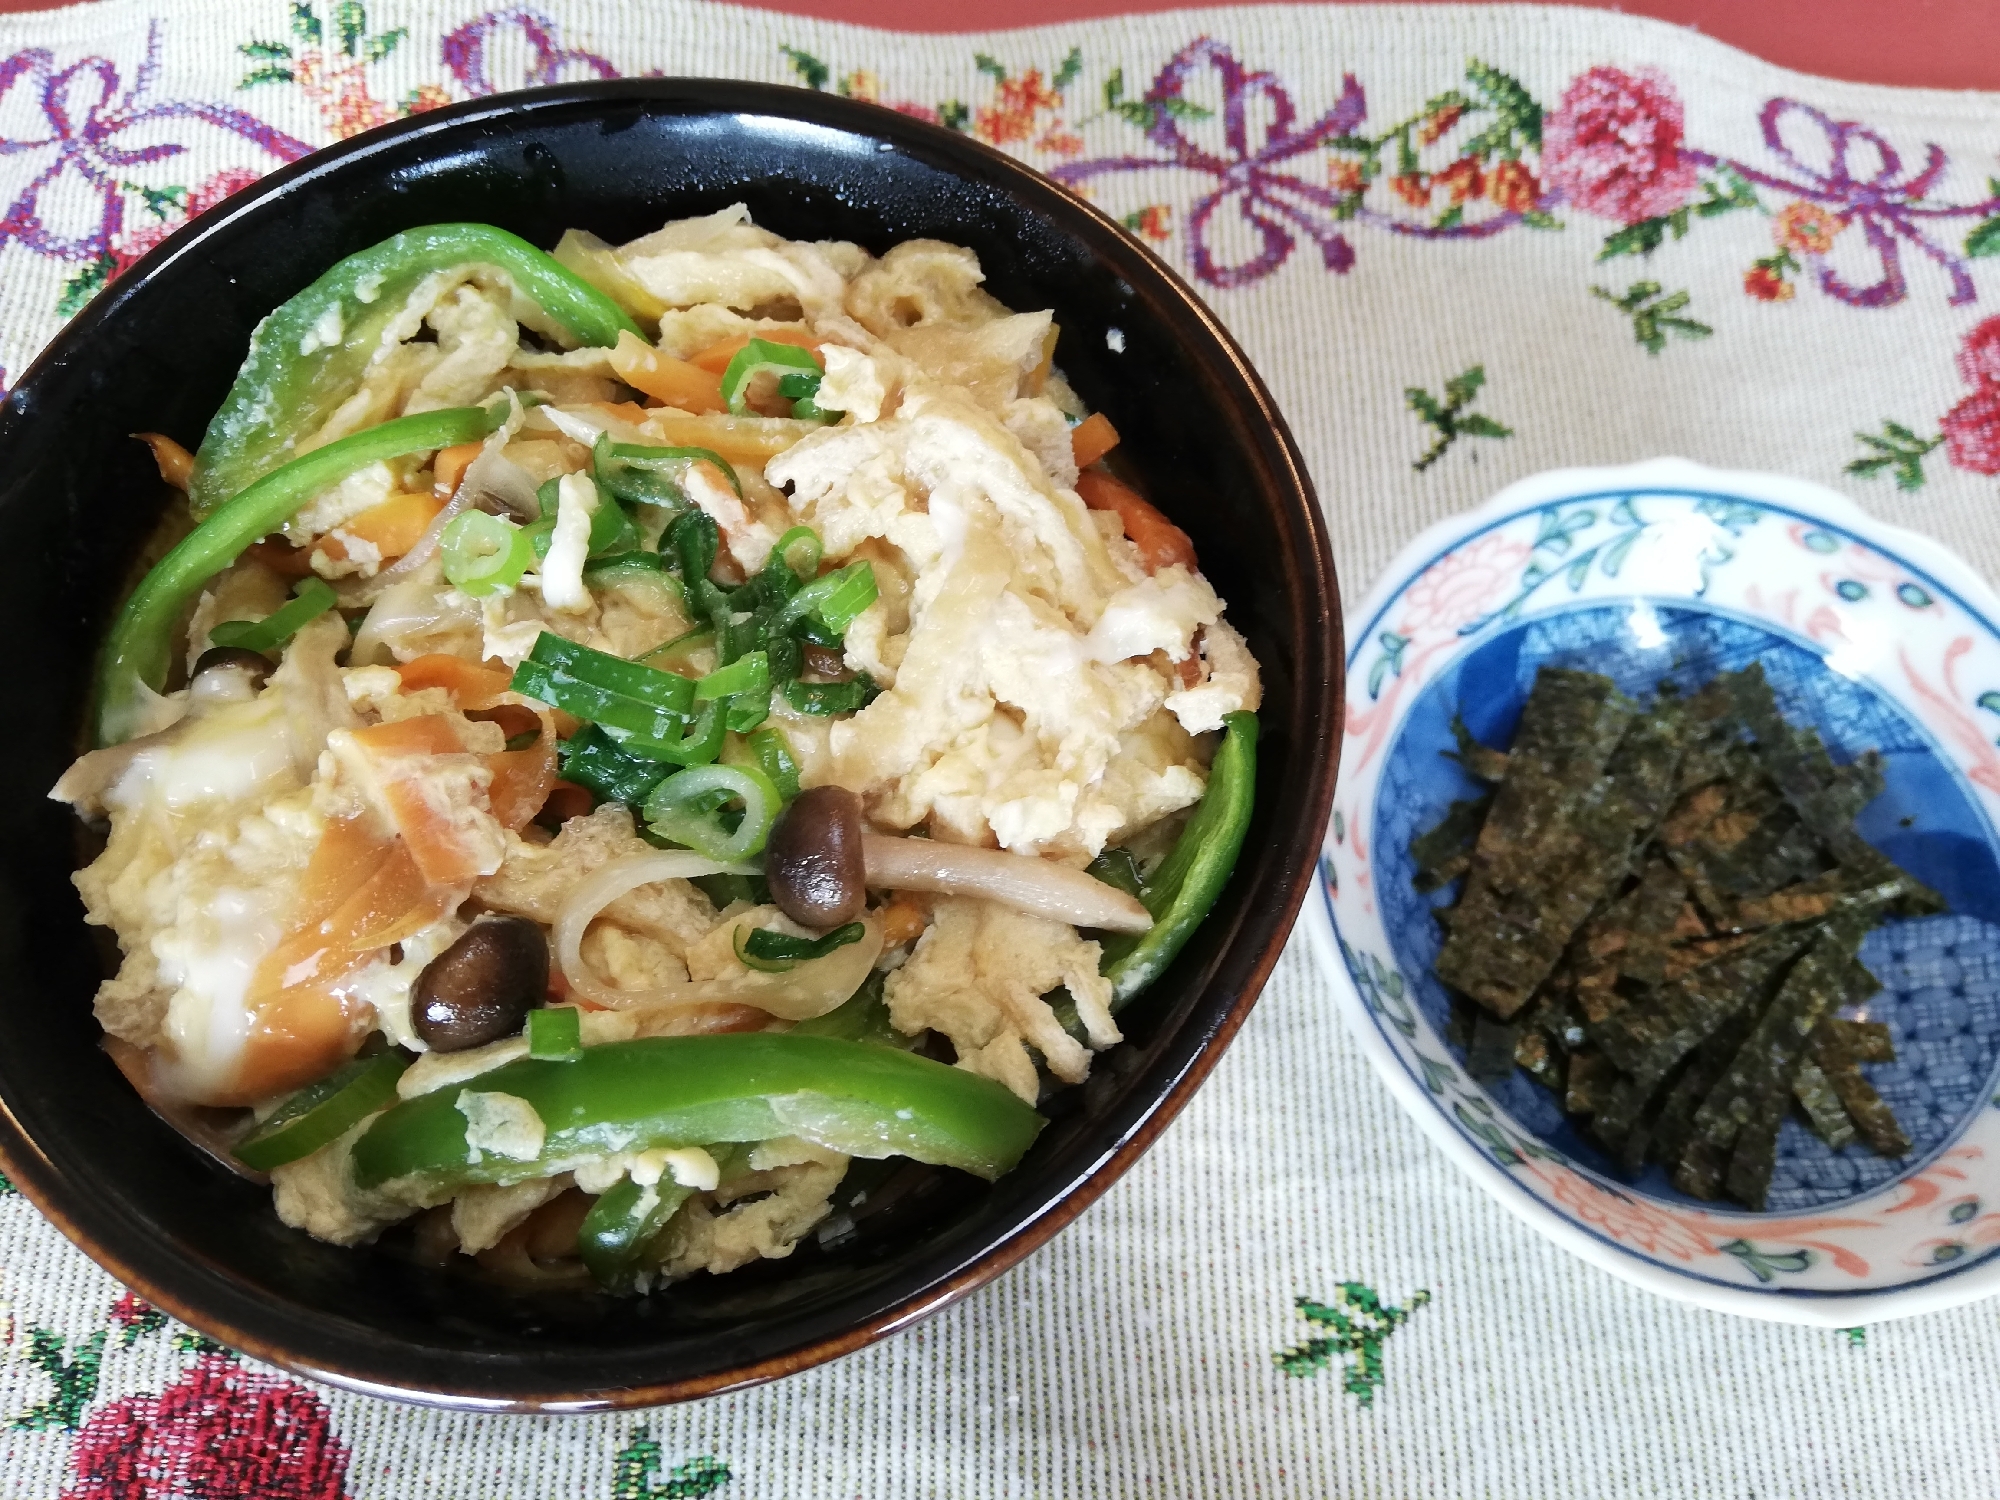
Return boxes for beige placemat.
[3,3,1999,1495]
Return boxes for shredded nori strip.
[1434,669,1638,1017]
[1417,661,1929,1210]
[1793,1060,1858,1151]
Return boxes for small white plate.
[1302,458,2000,1324]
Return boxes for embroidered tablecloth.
[4,2,2000,1495]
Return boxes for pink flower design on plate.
[1396,533,1531,636]
[1543,66,1699,224]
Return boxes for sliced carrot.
[485,738,557,831]
[1075,470,1198,574]
[351,715,465,758]
[245,536,317,580]
[132,431,195,491]
[395,653,514,706]
[1070,413,1120,469]
[608,330,728,413]
[687,327,822,375]
[433,441,483,500]
[640,412,818,464]
[341,490,446,559]
[878,890,932,948]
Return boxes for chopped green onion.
[209,576,339,654]
[783,673,879,716]
[695,650,769,702]
[725,694,771,734]
[733,921,866,974]
[745,727,802,801]
[638,625,714,670]
[585,553,686,610]
[720,338,824,415]
[643,762,782,861]
[789,395,833,423]
[557,722,672,805]
[531,474,639,559]
[593,432,742,506]
[771,560,878,639]
[667,510,721,587]
[527,1006,583,1060]
[526,633,695,714]
[604,698,727,766]
[439,510,531,597]
[233,1052,408,1171]
[511,661,693,742]
[770,526,822,584]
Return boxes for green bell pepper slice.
[1100,710,1259,1006]
[234,1052,409,1172]
[207,576,338,654]
[189,223,643,517]
[349,1034,1045,1193]
[96,402,508,746]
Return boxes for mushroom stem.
[859,833,1153,933]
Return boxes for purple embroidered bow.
[0,22,308,263]
[443,7,619,98]
[1053,38,1365,289]
[1698,99,2000,309]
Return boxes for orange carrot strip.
[485,739,558,831]
[1074,470,1197,574]
[433,441,483,500]
[342,491,446,559]
[395,653,515,705]
[687,327,822,374]
[350,714,465,758]
[1069,413,1120,469]
[132,432,195,490]
[538,780,595,828]
[609,331,728,413]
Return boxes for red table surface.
[0,0,1995,92]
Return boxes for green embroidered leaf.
[56,255,117,319]
[239,39,294,60]
[9,1328,107,1431]
[1966,215,2000,260]
[128,183,188,221]
[240,64,296,88]
[1465,58,1541,148]
[937,100,970,132]
[1455,414,1513,438]
[0,1168,14,1193]
[363,27,406,63]
[1443,366,1486,407]
[1053,46,1083,92]
[974,52,1008,82]
[1102,66,1125,108]
[1158,96,1213,122]
[1407,366,1510,471]
[1275,1284,1431,1407]
[289,2,323,46]
[1846,422,1941,490]
[1404,387,1444,423]
[1593,283,1711,355]
[1519,209,1562,230]
[1434,204,1465,231]
[613,1426,733,1499]
[779,45,830,91]
[333,0,366,56]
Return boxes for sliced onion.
[554,850,754,1010]
[860,832,1153,933]
[458,443,543,519]
[554,851,884,1019]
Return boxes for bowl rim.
[1301,455,2000,1327]
[0,76,1341,1406]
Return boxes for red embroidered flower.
[1955,314,2000,388]
[1132,204,1172,241]
[1328,157,1364,195]
[1434,158,1484,205]
[1943,387,2000,475]
[1485,160,1540,213]
[63,1354,349,1500]
[1744,264,1794,302]
[974,69,1061,146]
[1543,66,1698,224]
[1388,173,1431,209]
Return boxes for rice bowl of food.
[0,81,1337,1406]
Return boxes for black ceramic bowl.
[0,79,1339,1410]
